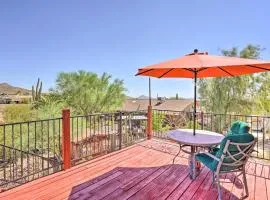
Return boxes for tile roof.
[121,99,195,112]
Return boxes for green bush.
[152,111,170,133]
[3,104,37,123]
[184,120,201,129]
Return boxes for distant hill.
[0,83,31,95]
[137,95,149,99]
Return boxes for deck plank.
[179,167,210,200]
[12,146,148,200]
[102,156,174,200]
[53,143,176,200]
[153,166,189,199]
[254,163,268,200]
[0,139,270,200]
[43,146,161,200]
[191,170,213,200]
[128,164,186,200]
[0,145,144,199]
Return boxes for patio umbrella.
[136,49,270,135]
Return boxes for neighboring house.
[0,94,31,104]
[121,98,201,112]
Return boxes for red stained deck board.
[52,143,177,200]
[256,163,263,177]
[165,173,192,199]
[262,165,270,200]
[72,169,145,200]
[0,144,141,198]
[38,147,163,200]
[179,167,210,200]
[153,167,189,200]
[128,164,186,200]
[6,146,147,200]
[69,148,172,200]
[191,170,214,200]
[1,139,270,200]
[103,156,175,200]
[255,176,268,200]
[222,173,238,200]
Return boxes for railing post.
[201,112,204,130]
[147,105,153,139]
[119,111,122,150]
[62,109,71,170]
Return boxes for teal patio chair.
[210,121,250,154]
[195,133,256,200]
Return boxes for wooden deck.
[1,139,270,200]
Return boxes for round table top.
[168,129,225,147]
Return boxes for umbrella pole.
[193,72,197,136]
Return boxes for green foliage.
[36,93,64,118]
[254,72,270,114]
[184,120,200,129]
[3,104,37,123]
[198,44,265,115]
[54,71,126,115]
[152,111,170,132]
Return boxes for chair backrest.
[228,121,250,135]
[215,134,256,172]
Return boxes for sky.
[0,0,270,98]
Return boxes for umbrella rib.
[183,68,195,72]
[247,65,270,71]
[197,67,208,72]
[158,68,175,78]
[218,67,234,77]
[135,68,154,76]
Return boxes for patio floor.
[0,139,270,200]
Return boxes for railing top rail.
[70,110,147,118]
[152,109,270,118]
[0,117,63,127]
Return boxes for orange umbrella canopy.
[136,49,270,135]
[136,49,270,78]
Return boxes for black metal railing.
[0,110,147,191]
[152,109,270,160]
[70,111,147,165]
[2,108,269,191]
[0,118,62,191]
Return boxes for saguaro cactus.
[32,78,42,102]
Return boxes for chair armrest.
[196,152,221,162]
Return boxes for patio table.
[168,129,224,180]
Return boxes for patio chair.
[210,120,250,154]
[195,133,256,200]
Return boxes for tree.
[37,93,64,118]
[176,93,179,100]
[54,71,126,115]
[198,44,262,115]
[254,72,270,114]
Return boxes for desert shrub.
[2,104,37,123]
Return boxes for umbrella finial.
[194,49,199,54]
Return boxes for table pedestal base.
[173,144,201,180]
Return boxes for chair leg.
[173,144,181,164]
[212,172,215,184]
[242,168,249,197]
[216,173,222,200]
